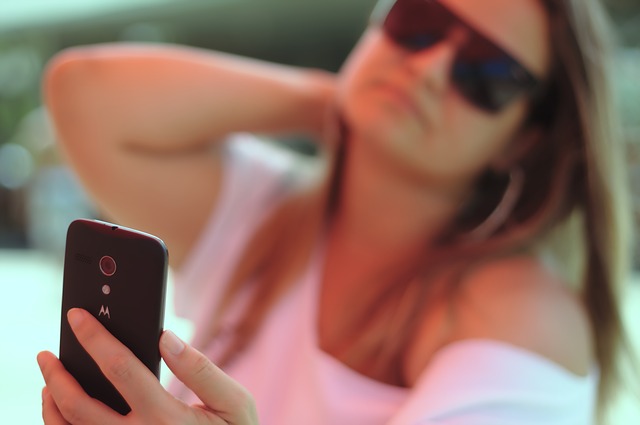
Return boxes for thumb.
[160,330,257,424]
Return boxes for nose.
[404,29,463,96]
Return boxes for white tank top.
[170,135,598,425]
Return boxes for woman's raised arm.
[43,43,335,267]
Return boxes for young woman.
[38,0,633,423]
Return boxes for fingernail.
[36,353,44,371]
[67,308,86,328]
[162,330,185,356]
[42,386,49,401]
[36,351,49,372]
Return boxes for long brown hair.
[203,0,633,419]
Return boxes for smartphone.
[59,218,168,415]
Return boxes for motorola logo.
[99,305,111,319]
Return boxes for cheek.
[444,100,529,172]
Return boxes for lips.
[375,81,428,126]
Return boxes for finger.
[37,351,120,424]
[65,308,173,414]
[160,330,258,424]
[42,386,71,425]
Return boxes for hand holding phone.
[59,219,168,415]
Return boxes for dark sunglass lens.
[383,0,449,51]
[453,60,524,112]
[453,37,534,111]
[453,62,497,112]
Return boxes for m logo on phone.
[99,305,111,319]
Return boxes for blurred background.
[0,0,638,423]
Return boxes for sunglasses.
[377,0,541,113]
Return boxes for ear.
[490,126,543,173]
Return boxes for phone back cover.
[60,219,168,415]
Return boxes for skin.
[320,0,591,382]
[39,0,592,422]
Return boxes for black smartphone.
[59,218,168,415]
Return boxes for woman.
[37,0,633,423]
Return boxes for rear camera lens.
[99,256,117,276]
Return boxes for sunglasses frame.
[372,0,542,113]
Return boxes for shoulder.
[405,255,594,384]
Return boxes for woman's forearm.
[44,43,336,155]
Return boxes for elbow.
[42,47,111,149]
[43,47,98,110]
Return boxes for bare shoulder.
[405,255,594,384]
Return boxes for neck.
[327,136,469,276]
[319,136,469,356]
